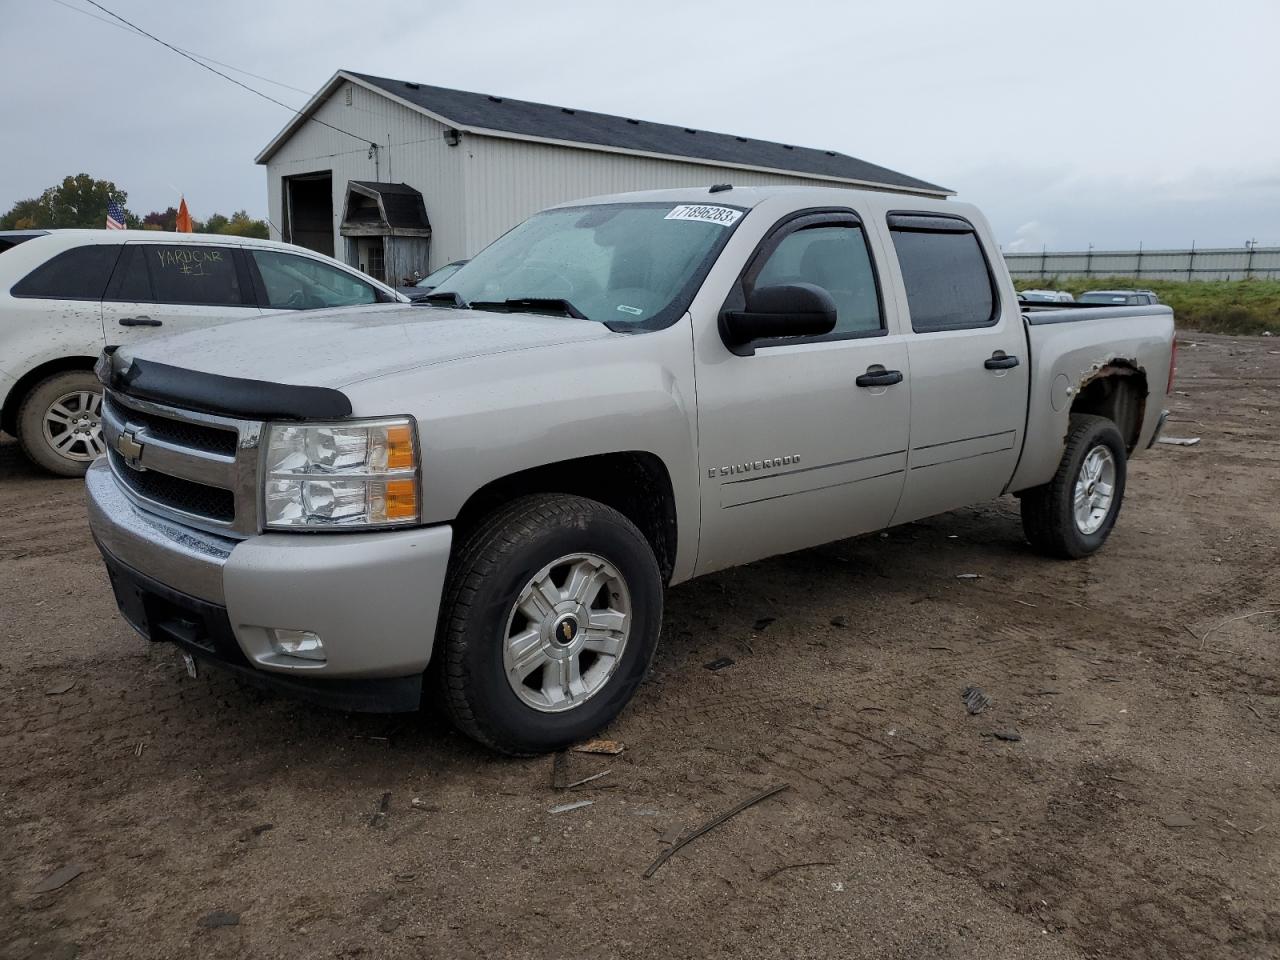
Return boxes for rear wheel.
[434,494,663,754]
[17,371,106,477]
[1020,413,1127,559]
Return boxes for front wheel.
[1020,413,1127,559]
[16,371,106,477]
[434,494,663,754]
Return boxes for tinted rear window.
[11,244,121,300]
[889,220,996,332]
[145,245,245,306]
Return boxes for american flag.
[106,199,126,230]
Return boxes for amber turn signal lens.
[384,478,417,519]
[385,424,415,470]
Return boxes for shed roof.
[257,71,951,197]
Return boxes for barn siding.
[459,135,842,259]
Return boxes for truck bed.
[1021,302,1171,325]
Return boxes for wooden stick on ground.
[643,784,789,879]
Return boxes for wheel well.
[1,356,98,436]
[454,452,678,583]
[1070,362,1148,452]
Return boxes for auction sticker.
[664,204,743,226]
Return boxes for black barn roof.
[258,71,950,197]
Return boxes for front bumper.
[86,458,453,710]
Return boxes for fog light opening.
[269,628,326,661]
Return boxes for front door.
[100,241,260,348]
[693,211,911,576]
[883,213,1030,525]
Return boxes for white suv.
[0,230,406,475]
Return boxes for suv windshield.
[432,202,745,330]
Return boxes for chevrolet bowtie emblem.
[115,429,144,462]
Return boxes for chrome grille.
[101,391,263,538]
[106,449,236,521]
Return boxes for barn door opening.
[283,172,334,257]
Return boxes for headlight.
[262,417,419,530]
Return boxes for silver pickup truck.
[86,185,1175,754]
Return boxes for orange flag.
[175,197,193,233]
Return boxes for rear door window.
[249,250,379,309]
[104,245,151,301]
[11,244,121,300]
[144,245,246,306]
[888,214,998,332]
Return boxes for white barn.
[256,70,950,285]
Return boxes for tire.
[434,494,663,755]
[16,371,106,477]
[1020,413,1127,559]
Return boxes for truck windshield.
[431,202,746,331]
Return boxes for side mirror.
[721,283,837,349]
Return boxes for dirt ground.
[1,332,1277,960]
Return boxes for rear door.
[693,208,911,575]
[3,242,120,368]
[101,241,260,346]
[884,212,1030,525]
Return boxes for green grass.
[1013,277,1280,336]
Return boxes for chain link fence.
[1004,246,1280,282]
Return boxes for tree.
[142,206,179,232]
[207,210,268,239]
[0,174,139,229]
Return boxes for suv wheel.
[435,494,663,754]
[1020,413,1127,559]
[17,371,106,477]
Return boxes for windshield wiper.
[421,290,468,308]
[469,297,589,320]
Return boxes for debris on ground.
[572,739,625,756]
[369,791,391,828]
[1156,437,1201,446]
[197,910,240,928]
[551,750,569,789]
[643,783,789,878]
[565,770,611,791]
[1199,609,1280,648]
[657,825,683,845]
[988,730,1022,742]
[956,573,982,580]
[410,798,439,811]
[760,860,835,881]
[829,616,848,628]
[31,864,84,894]
[549,800,594,814]
[44,678,77,696]
[704,657,735,671]
[962,685,992,715]
[237,823,274,842]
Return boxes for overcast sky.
[4,0,1278,251]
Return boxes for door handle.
[118,316,163,327]
[984,352,1019,370]
[855,368,904,388]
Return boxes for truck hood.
[115,303,617,389]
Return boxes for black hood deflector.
[98,349,352,421]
